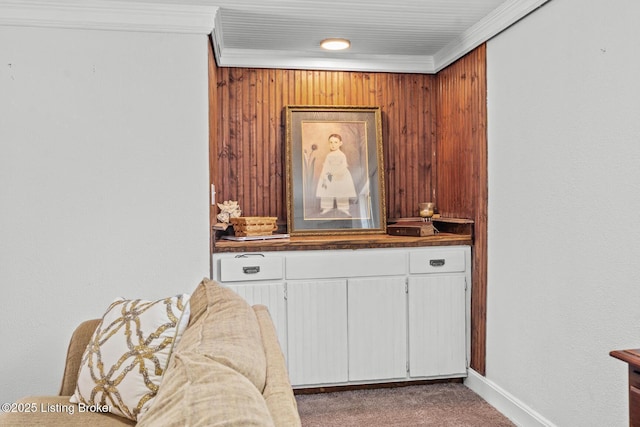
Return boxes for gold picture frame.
[285,105,386,236]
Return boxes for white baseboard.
[464,369,556,427]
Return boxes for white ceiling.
[210,0,552,73]
[0,0,550,74]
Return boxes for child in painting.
[316,133,357,215]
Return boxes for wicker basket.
[230,217,278,237]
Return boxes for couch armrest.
[58,318,100,396]
[252,305,301,427]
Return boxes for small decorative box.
[230,217,278,237]
[387,221,435,237]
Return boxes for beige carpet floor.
[295,383,515,427]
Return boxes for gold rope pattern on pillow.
[70,294,190,421]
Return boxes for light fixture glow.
[320,38,351,51]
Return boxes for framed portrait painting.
[285,105,387,236]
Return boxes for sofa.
[0,278,301,426]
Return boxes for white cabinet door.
[348,277,407,381]
[225,282,288,361]
[287,280,348,386]
[408,275,467,377]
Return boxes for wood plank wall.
[436,45,488,374]
[208,44,488,375]
[208,41,218,230]
[208,57,437,223]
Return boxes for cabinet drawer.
[218,255,283,282]
[286,250,406,280]
[409,249,466,274]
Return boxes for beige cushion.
[253,305,302,427]
[174,278,267,393]
[185,278,209,327]
[0,396,135,426]
[138,352,275,427]
[70,294,190,421]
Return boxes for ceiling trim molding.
[433,0,552,71]
[214,47,436,74]
[0,0,217,34]
[211,8,225,63]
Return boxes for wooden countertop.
[213,232,472,253]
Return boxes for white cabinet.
[408,275,467,377]
[286,276,408,386]
[286,280,348,386]
[348,277,407,382]
[212,245,471,388]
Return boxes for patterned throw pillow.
[70,294,190,421]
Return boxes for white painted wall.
[486,0,640,425]
[0,26,210,403]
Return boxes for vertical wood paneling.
[208,41,218,241]
[436,44,488,374]
[210,62,436,222]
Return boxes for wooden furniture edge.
[611,349,640,366]
[213,232,472,253]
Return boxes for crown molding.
[211,7,224,63]
[214,47,437,74]
[433,0,552,72]
[0,0,217,34]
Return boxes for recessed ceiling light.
[320,38,351,51]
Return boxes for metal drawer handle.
[430,259,446,267]
[243,266,261,274]
[235,253,265,258]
